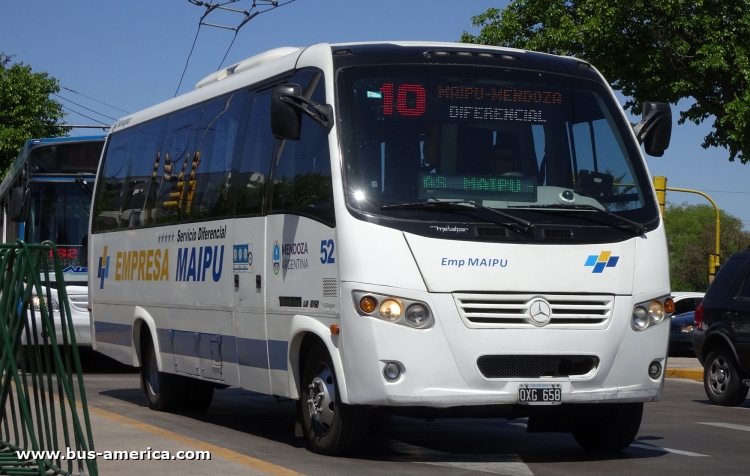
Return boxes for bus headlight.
[405,304,430,328]
[379,299,403,321]
[32,296,59,311]
[631,296,670,331]
[352,291,434,329]
[648,301,665,324]
[632,306,649,330]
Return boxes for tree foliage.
[461,1,750,163]
[664,203,750,292]
[0,53,66,174]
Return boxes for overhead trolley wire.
[176,0,294,96]
[53,93,119,122]
[61,105,111,127]
[60,86,130,114]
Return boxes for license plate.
[518,384,562,405]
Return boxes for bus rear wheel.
[300,341,369,455]
[141,331,186,411]
[570,402,643,452]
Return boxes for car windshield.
[337,64,657,227]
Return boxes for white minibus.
[89,41,674,455]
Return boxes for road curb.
[666,368,703,381]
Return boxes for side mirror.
[81,233,88,248]
[9,186,30,222]
[632,102,672,157]
[271,84,302,141]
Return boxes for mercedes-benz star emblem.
[529,299,552,325]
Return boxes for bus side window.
[93,129,135,232]
[184,92,244,220]
[154,105,201,224]
[121,118,168,229]
[236,89,275,216]
[269,70,334,226]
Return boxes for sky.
[2,0,748,230]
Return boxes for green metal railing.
[0,241,97,475]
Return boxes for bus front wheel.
[141,332,186,411]
[300,341,369,455]
[570,402,643,452]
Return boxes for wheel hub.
[708,357,730,396]
[307,363,335,435]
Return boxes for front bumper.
[340,283,669,407]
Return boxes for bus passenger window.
[121,118,167,228]
[269,70,334,226]
[236,90,275,216]
[184,92,244,220]
[93,129,134,232]
[154,105,201,224]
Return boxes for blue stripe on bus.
[236,338,270,369]
[95,322,287,370]
[156,328,173,354]
[220,335,238,364]
[95,322,132,347]
[268,340,289,371]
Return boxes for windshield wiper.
[381,201,534,235]
[510,204,645,235]
[75,177,93,198]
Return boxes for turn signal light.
[330,325,340,335]
[359,296,377,313]
[664,298,675,314]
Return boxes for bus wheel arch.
[288,316,348,404]
[132,306,162,371]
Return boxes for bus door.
[264,70,337,397]
[232,89,275,394]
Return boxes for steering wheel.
[500,172,526,177]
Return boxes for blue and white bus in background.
[89,42,675,455]
[0,136,106,346]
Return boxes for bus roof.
[108,41,597,136]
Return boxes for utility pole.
[653,176,721,282]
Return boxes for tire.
[183,379,214,412]
[703,346,749,406]
[570,402,643,452]
[141,332,186,411]
[300,341,369,455]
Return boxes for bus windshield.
[337,64,657,228]
[26,181,92,267]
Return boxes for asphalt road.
[69,350,750,476]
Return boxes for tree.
[664,203,750,292]
[460,1,750,163]
[0,53,66,174]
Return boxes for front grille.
[477,355,599,378]
[67,295,89,313]
[454,293,613,329]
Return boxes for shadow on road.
[96,381,664,464]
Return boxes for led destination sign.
[419,173,537,201]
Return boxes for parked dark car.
[669,311,696,357]
[693,247,750,406]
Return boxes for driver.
[487,147,517,175]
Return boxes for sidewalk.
[665,357,703,381]
[82,406,300,475]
